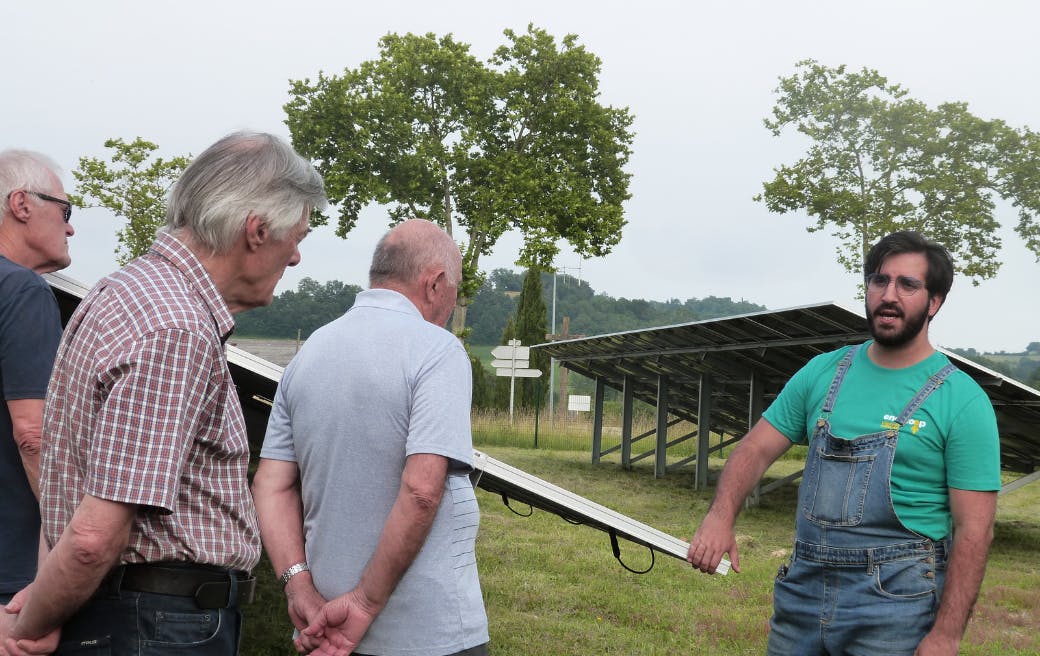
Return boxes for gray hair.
[166,131,326,252]
[0,149,63,223]
[369,220,462,287]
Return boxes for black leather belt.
[98,563,256,609]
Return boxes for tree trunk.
[451,298,468,337]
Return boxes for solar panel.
[471,450,728,573]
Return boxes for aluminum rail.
[472,450,729,574]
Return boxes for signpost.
[492,339,542,421]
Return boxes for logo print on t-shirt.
[881,414,927,435]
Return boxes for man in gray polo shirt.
[253,219,488,656]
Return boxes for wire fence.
[470,408,705,458]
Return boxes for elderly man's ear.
[244,215,268,251]
[427,269,449,296]
[5,189,32,222]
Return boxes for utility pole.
[547,316,586,417]
[547,262,583,420]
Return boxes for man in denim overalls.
[688,231,1001,656]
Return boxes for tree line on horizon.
[232,270,766,346]
[232,268,769,411]
[948,345,1040,390]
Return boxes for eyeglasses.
[30,191,73,223]
[865,273,925,297]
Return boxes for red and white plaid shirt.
[40,232,260,571]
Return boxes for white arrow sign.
[490,345,530,361]
[491,359,529,369]
[496,367,542,378]
[491,340,541,422]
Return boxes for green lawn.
[243,447,1040,655]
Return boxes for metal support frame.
[621,374,634,470]
[613,420,683,463]
[759,469,804,495]
[592,377,605,464]
[668,430,725,472]
[747,370,765,507]
[655,375,669,478]
[1000,469,1040,495]
[695,373,713,490]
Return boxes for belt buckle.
[193,581,225,609]
[193,576,256,609]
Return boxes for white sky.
[6,0,1038,351]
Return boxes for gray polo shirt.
[261,288,487,655]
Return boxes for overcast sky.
[6,0,1037,351]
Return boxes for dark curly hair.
[864,231,954,303]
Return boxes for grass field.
[242,444,1040,655]
[230,338,1038,653]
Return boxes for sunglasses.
[29,191,73,223]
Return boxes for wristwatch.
[280,562,310,586]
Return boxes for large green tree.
[756,59,1040,282]
[234,277,362,338]
[284,25,634,334]
[71,138,190,265]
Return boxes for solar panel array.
[534,302,1040,476]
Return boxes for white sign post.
[492,339,542,421]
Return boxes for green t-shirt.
[763,342,1001,539]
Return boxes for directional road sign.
[491,359,529,369]
[496,367,542,378]
[493,340,541,420]
[491,344,530,361]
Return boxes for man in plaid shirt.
[2,132,325,655]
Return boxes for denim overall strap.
[892,363,957,427]
[819,344,860,417]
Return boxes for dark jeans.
[54,590,242,655]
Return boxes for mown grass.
[242,441,1040,655]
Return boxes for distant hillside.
[947,346,1040,389]
[465,269,766,344]
[235,270,767,343]
[235,278,362,338]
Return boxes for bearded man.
[687,231,1000,656]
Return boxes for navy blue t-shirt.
[0,256,62,594]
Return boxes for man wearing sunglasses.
[0,149,74,611]
[688,231,1000,656]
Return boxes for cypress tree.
[513,268,549,409]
